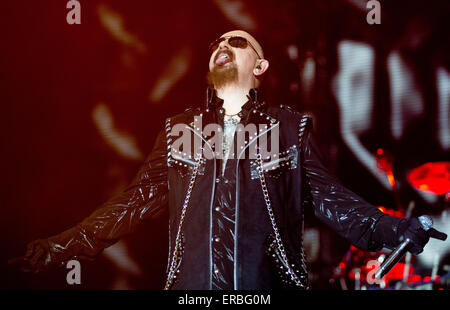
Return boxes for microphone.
[375,215,447,280]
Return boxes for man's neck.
[216,86,251,115]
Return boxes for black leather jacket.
[36,89,406,290]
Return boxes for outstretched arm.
[11,129,169,273]
[300,121,439,254]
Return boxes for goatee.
[206,65,238,89]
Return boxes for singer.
[9,30,446,290]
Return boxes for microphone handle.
[375,238,411,280]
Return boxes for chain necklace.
[222,114,240,174]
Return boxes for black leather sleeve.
[301,130,404,251]
[41,129,169,266]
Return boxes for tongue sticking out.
[215,53,231,66]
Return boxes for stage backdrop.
[2,0,449,289]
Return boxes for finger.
[32,263,44,274]
[8,256,28,265]
[21,263,42,273]
[410,245,423,255]
[428,228,447,241]
[20,264,34,273]
[29,247,44,266]
[25,242,36,258]
[414,231,430,246]
[34,258,50,273]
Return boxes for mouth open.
[215,51,233,66]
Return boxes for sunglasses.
[209,35,261,59]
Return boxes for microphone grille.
[418,215,433,231]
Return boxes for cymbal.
[408,162,450,196]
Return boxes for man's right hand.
[8,239,51,273]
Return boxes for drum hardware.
[330,153,450,290]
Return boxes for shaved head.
[219,30,264,59]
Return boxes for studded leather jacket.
[31,88,406,290]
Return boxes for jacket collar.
[205,87,270,126]
[205,87,266,111]
[201,87,278,155]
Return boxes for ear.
[253,59,269,77]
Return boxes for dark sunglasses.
[209,35,261,59]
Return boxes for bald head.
[219,30,264,59]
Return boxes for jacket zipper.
[234,121,279,290]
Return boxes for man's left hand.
[399,217,447,255]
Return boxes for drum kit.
[331,154,450,290]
